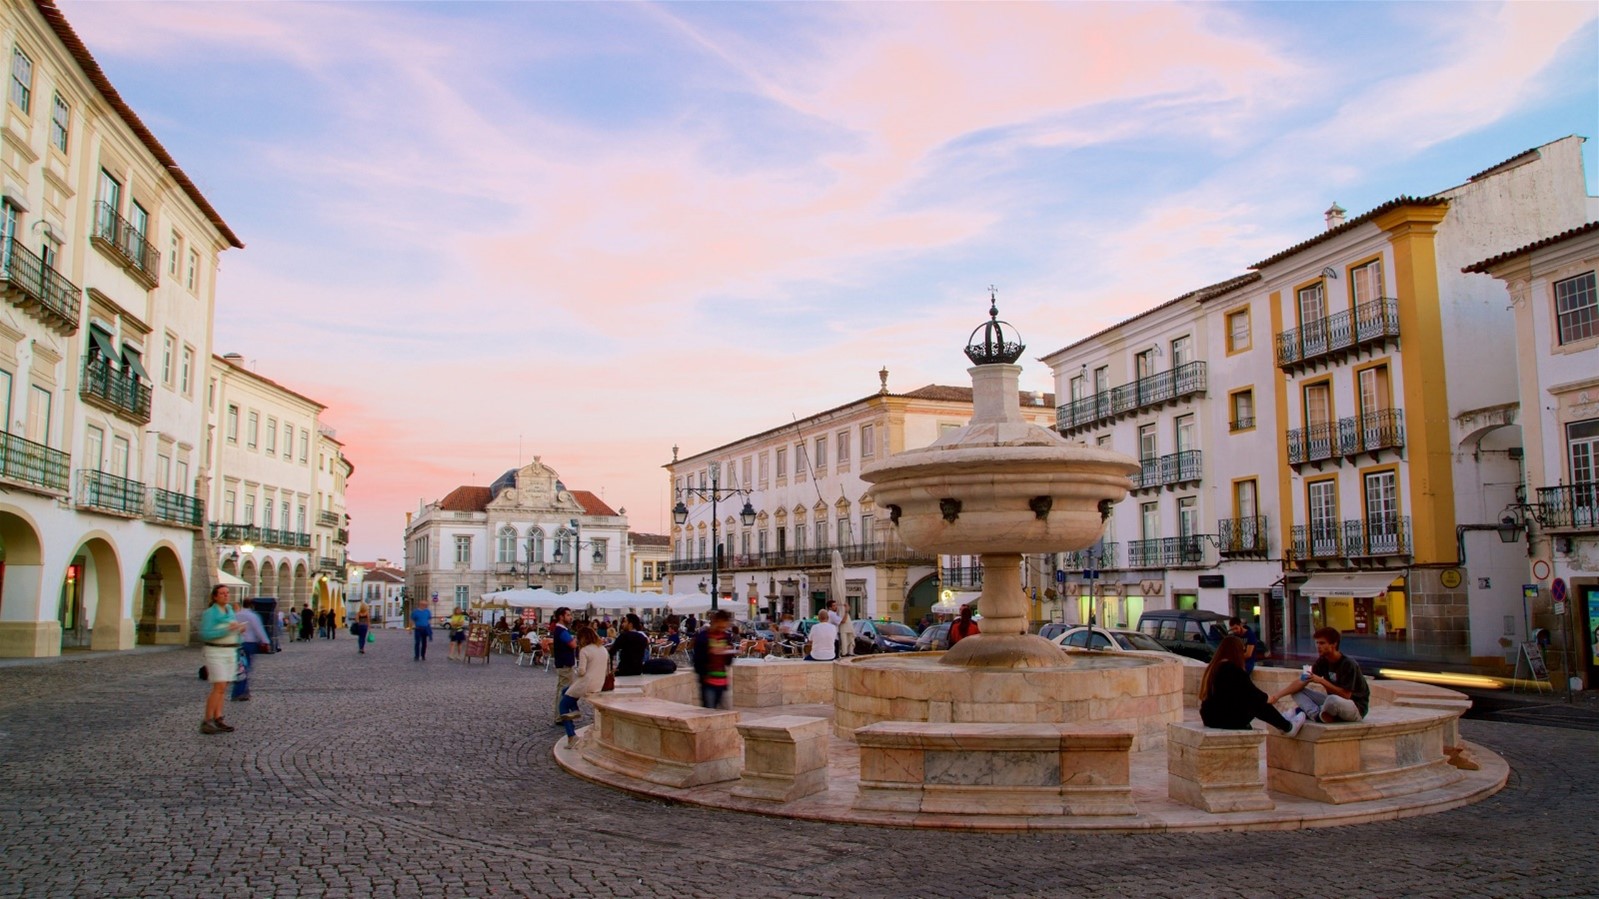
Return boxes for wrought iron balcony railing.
[1056,361,1208,433]
[1134,450,1203,490]
[1276,297,1401,370]
[0,429,70,493]
[1536,484,1598,531]
[91,201,160,287]
[78,469,146,516]
[1216,516,1268,555]
[1126,536,1210,569]
[1288,410,1405,466]
[668,540,936,573]
[80,354,152,424]
[148,487,203,527]
[1059,542,1117,570]
[317,510,339,527]
[318,555,342,572]
[942,565,984,588]
[210,522,262,544]
[1289,515,1411,561]
[0,237,80,334]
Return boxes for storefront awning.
[1299,571,1403,599]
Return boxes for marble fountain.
[555,301,1506,831]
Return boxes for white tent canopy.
[482,587,674,612]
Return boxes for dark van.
[1136,609,1229,661]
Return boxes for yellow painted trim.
[1269,291,1294,561]
[1345,253,1385,310]
[1351,356,1395,415]
[1354,462,1401,518]
[1227,385,1257,433]
[1300,375,1336,423]
[1375,203,1453,563]
[1224,304,1253,356]
[1230,476,1260,519]
[1304,472,1340,524]
[1291,278,1329,328]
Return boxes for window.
[1134,348,1157,381]
[1170,335,1194,368]
[1230,389,1255,431]
[1303,382,1331,425]
[1364,470,1400,553]
[130,201,149,243]
[1093,365,1109,395]
[98,169,121,217]
[226,405,239,443]
[161,334,175,386]
[187,249,198,291]
[299,430,309,461]
[861,513,874,546]
[837,517,849,546]
[775,447,787,481]
[49,92,68,152]
[1140,502,1159,539]
[454,535,471,564]
[1357,365,1391,417]
[26,384,50,444]
[741,456,752,487]
[497,526,517,563]
[1226,308,1251,353]
[176,459,189,495]
[1177,496,1198,538]
[0,368,10,431]
[1569,419,1599,485]
[758,527,769,555]
[814,519,826,549]
[794,442,806,477]
[860,424,875,459]
[224,491,235,522]
[814,435,827,471]
[243,492,255,526]
[247,411,259,448]
[1297,282,1328,354]
[1555,271,1597,345]
[265,417,278,454]
[1174,414,1195,454]
[593,539,607,565]
[263,497,274,531]
[280,503,290,532]
[836,430,850,468]
[1351,259,1383,307]
[758,451,769,487]
[282,423,292,457]
[1138,423,1157,461]
[297,504,307,532]
[1307,479,1338,555]
[84,425,104,470]
[169,231,180,276]
[1234,479,1258,519]
[454,586,469,612]
[180,347,193,394]
[1070,375,1086,402]
[10,47,31,113]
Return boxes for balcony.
[942,565,984,589]
[317,510,339,527]
[0,430,70,494]
[1288,410,1405,468]
[1126,536,1211,569]
[336,528,349,545]
[317,556,342,572]
[1059,542,1117,570]
[1057,361,1207,436]
[1289,515,1411,564]
[148,487,203,528]
[668,540,936,574]
[78,469,146,517]
[210,522,262,545]
[0,238,80,334]
[1132,450,1203,493]
[1276,297,1401,373]
[1216,516,1269,556]
[91,201,161,289]
[1537,484,1598,531]
[80,355,152,424]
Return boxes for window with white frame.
[26,384,50,445]
[742,456,752,487]
[530,528,545,563]
[226,405,239,442]
[454,535,471,564]
[265,417,278,454]
[10,47,31,113]
[861,513,874,546]
[247,411,259,448]
[814,435,827,471]
[224,491,236,522]
[497,526,517,563]
[179,346,194,394]
[168,231,180,276]
[1170,335,1194,368]
[593,538,607,565]
[758,452,769,487]
[280,503,290,532]
[1555,271,1596,345]
[1351,259,1383,306]
[49,92,68,152]
[84,424,104,470]
[1138,423,1157,462]
[263,497,274,531]
[153,452,170,490]
[1231,389,1255,431]
[187,249,198,291]
[775,447,787,481]
[299,429,309,462]
[1565,418,1598,485]
[1226,308,1251,352]
[860,423,875,458]
[1307,479,1338,554]
[243,492,255,526]
[454,586,469,612]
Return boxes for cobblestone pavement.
[1,636,1595,899]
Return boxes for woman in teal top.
[200,585,244,734]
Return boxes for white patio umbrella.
[832,549,853,656]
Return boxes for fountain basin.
[833,651,1184,752]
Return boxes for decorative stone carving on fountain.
[861,294,1141,668]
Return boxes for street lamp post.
[553,518,603,593]
[672,462,757,612]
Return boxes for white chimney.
[1324,202,1347,231]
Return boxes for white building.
[1041,136,1594,671]
[1465,220,1599,687]
[628,532,669,594]
[405,458,630,614]
[666,370,1057,624]
[0,0,242,657]
[347,560,405,627]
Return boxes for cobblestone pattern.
[0,638,1595,898]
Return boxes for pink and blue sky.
[61,1,1598,562]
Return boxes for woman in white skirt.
[199,585,245,734]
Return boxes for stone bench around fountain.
[585,695,743,788]
[1166,722,1274,813]
[854,722,1136,817]
[833,652,1183,752]
[1264,705,1464,804]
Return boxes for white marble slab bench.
[732,715,831,803]
[854,722,1136,816]
[730,658,833,708]
[1166,722,1274,813]
[583,696,742,788]
[1265,705,1463,804]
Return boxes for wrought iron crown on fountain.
[964,288,1025,366]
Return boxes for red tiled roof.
[364,569,405,584]
[1038,273,1260,359]
[33,1,243,249]
[1250,196,1448,270]
[571,490,617,517]
[629,532,671,547]
[438,486,492,512]
[902,384,1056,405]
[1462,220,1599,274]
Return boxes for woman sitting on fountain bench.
[1201,636,1304,737]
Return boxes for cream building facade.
[665,372,1057,624]
[0,0,242,657]
[205,352,353,614]
[628,532,669,594]
[405,458,630,614]
[1042,136,1594,671]
[1466,221,1599,687]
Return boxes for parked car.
[1046,625,1175,655]
[1135,609,1230,661]
[1036,622,1072,642]
[852,619,920,653]
[915,621,952,651]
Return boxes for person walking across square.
[550,607,576,725]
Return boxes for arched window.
[530,528,545,563]
[496,526,517,563]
